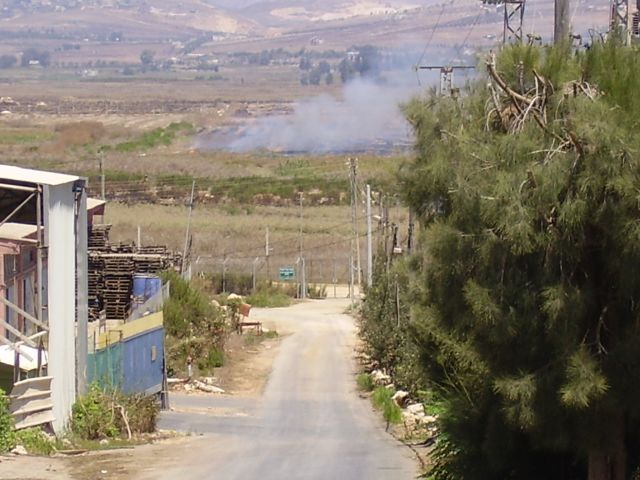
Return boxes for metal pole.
[265,227,270,282]
[301,257,306,300]
[366,184,372,288]
[333,259,337,298]
[181,181,196,276]
[252,257,259,293]
[222,257,228,293]
[137,225,142,251]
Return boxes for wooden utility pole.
[417,65,475,96]
[349,158,362,287]
[181,181,196,276]
[554,0,571,44]
[99,151,106,201]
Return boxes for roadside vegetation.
[161,270,226,377]
[360,39,640,479]
[0,385,158,456]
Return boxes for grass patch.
[112,122,194,152]
[357,373,375,392]
[372,387,402,428]
[246,289,292,308]
[0,129,53,145]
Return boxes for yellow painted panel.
[95,312,163,350]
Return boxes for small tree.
[139,50,155,67]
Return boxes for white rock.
[406,403,425,416]
[201,377,219,386]
[371,370,391,386]
[227,293,242,300]
[99,439,109,445]
[11,445,27,455]
[193,380,225,394]
[392,390,410,406]
[422,415,438,425]
[385,383,395,390]
[211,299,221,307]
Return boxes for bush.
[197,347,224,372]
[71,385,159,440]
[0,388,16,453]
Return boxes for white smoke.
[196,49,472,153]
[232,79,416,153]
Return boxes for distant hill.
[0,0,610,52]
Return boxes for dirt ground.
[0,328,284,480]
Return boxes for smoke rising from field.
[230,79,415,153]
[197,49,473,154]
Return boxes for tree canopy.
[363,39,640,480]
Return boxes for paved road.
[153,299,416,480]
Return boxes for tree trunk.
[588,450,609,480]
[611,413,627,480]
[587,413,627,480]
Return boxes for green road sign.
[279,267,295,280]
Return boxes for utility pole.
[502,0,526,44]
[265,227,270,281]
[99,151,106,201]
[349,158,362,288]
[554,0,571,44]
[610,0,636,44]
[181,181,196,276]
[298,192,306,299]
[366,184,373,288]
[417,65,475,96]
[252,257,260,293]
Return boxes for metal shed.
[0,165,88,432]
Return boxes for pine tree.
[401,40,640,479]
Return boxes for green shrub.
[372,387,402,427]
[14,428,56,455]
[357,373,375,392]
[71,385,119,440]
[0,388,16,453]
[197,347,224,372]
[71,385,159,440]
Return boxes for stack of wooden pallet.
[86,223,181,321]
[89,224,111,249]
[102,255,134,321]
[88,253,105,322]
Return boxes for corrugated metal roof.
[0,165,79,186]
[87,197,106,210]
[0,222,37,242]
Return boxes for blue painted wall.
[88,327,164,396]
[121,327,164,395]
